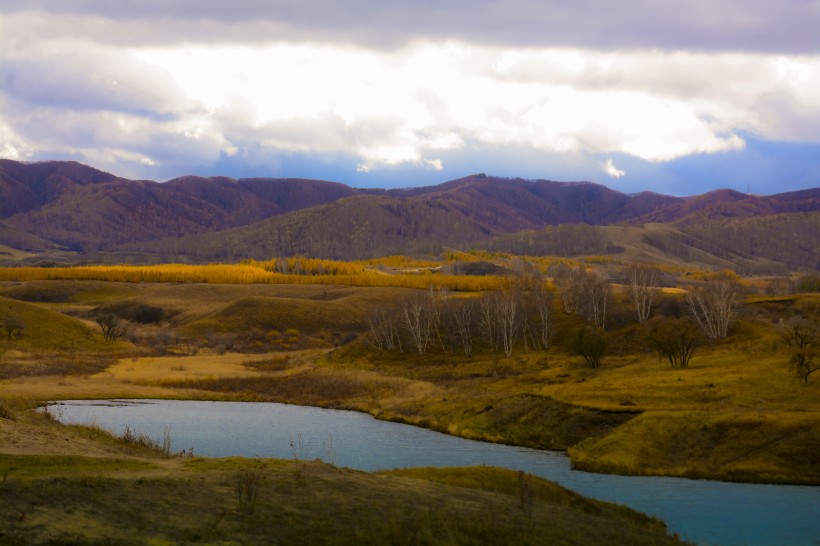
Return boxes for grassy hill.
[0,295,112,353]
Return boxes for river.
[48,399,820,546]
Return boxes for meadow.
[0,257,817,543]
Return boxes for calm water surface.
[51,399,820,546]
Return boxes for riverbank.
[0,404,688,546]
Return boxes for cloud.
[1,5,818,189]
[3,36,816,178]
[2,1,817,53]
[602,159,625,178]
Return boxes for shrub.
[647,318,702,369]
[573,327,606,368]
[96,314,127,342]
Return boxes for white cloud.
[602,159,625,178]
[1,8,819,179]
[123,42,807,166]
[0,121,31,160]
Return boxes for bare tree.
[368,306,402,352]
[648,318,701,369]
[444,298,475,357]
[429,286,452,354]
[556,267,611,330]
[531,283,554,350]
[584,272,611,330]
[782,319,818,384]
[496,286,521,358]
[96,314,127,342]
[402,293,438,355]
[686,278,742,340]
[553,265,582,314]
[477,292,498,353]
[628,265,661,324]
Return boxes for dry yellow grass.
[104,352,282,384]
[0,351,323,402]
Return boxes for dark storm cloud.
[2,0,818,53]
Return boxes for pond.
[49,399,820,546]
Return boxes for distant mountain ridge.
[1,159,818,270]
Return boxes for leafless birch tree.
[686,278,741,340]
[532,283,555,349]
[402,293,438,355]
[628,265,661,324]
[554,267,611,330]
[478,292,498,353]
[446,299,475,357]
[496,287,521,357]
[367,306,402,352]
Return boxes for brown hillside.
[0,159,120,216]
[391,175,681,226]
[1,160,817,269]
[123,194,496,261]
[0,162,357,252]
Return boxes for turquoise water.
[51,399,820,546]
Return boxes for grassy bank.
[0,408,687,545]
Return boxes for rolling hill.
[1,160,817,270]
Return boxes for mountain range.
[1,159,818,271]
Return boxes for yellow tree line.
[0,263,505,291]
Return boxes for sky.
[1,1,819,196]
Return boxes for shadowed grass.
[0,454,155,478]
[0,452,688,546]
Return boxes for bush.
[96,314,127,342]
[647,318,702,369]
[573,327,606,368]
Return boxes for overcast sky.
[2,1,819,195]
